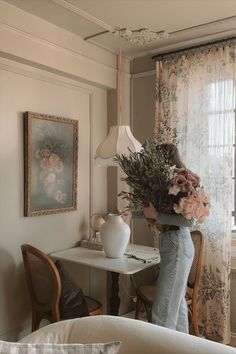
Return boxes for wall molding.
[0,55,97,339]
[0,23,116,89]
[51,0,236,62]
[0,22,115,71]
[51,0,115,32]
[0,1,120,89]
[131,70,156,79]
[0,0,116,65]
[0,56,93,95]
[0,54,95,214]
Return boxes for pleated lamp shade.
[95,43,142,167]
[95,125,142,166]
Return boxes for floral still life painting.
[115,140,210,226]
[24,111,78,216]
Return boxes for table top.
[51,244,160,275]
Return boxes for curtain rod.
[152,36,236,61]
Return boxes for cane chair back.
[21,244,62,331]
[21,244,103,332]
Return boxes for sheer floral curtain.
[154,39,236,343]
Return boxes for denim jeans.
[152,227,194,333]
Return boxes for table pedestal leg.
[110,272,120,315]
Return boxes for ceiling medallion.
[114,28,169,46]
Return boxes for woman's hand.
[118,209,131,222]
[143,203,158,220]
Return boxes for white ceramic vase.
[100,214,130,258]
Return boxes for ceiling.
[4,0,236,58]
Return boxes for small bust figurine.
[90,214,105,241]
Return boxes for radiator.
[231,268,236,335]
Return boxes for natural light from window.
[207,80,235,230]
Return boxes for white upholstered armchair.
[20,315,235,354]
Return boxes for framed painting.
[24,111,78,216]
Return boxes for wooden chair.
[21,244,102,332]
[135,230,204,336]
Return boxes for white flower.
[169,165,177,179]
[45,172,56,184]
[54,190,67,204]
[55,160,64,173]
[173,202,183,214]
[168,184,181,195]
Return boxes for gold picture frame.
[24,111,78,216]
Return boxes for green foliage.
[115,139,173,212]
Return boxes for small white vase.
[100,214,130,258]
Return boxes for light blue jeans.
[152,227,194,333]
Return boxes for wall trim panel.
[0,1,119,89]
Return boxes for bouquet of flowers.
[115,140,210,224]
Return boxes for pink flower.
[169,168,201,195]
[174,194,197,220]
[49,153,60,168]
[55,160,64,173]
[45,172,56,184]
[187,172,200,188]
[197,188,211,205]
[175,175,188,189]
[173,188,210,223]
[40,157,50,170]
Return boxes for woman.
[143,144,195,334]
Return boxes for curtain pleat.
[155,42,236,343]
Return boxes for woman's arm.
[131,210,145,219]
[142,203,195,227]
[157,213,195,227]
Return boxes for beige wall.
[107,59,132,215]
[0,0,120,340]
[131,56,156,247]
[0,1,158,338]
[106,59,133,316]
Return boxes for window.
[207,80,235,228]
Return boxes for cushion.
[55,260,89,318]
[0,340,121,353]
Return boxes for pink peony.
[197,188,211,205]
[174,188,210,223]
[49,153,60,168]
[175,175,188,189]
[40,157,50,170]
[169,168,201,195]
[186,172,200,188]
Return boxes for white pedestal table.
[51,244,160,315]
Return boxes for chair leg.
[192,309,200,336]
[135,296,152,322]
[143,303,152,323]
[89,308,103,316]
[135,296,143,319]
[32,311,41,332]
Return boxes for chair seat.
[137,285,155,304]
[185,293,192,306]
[85,296,103,316]
[21,244,103,332]
[59,296,102,320]
[137,285,193,306]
